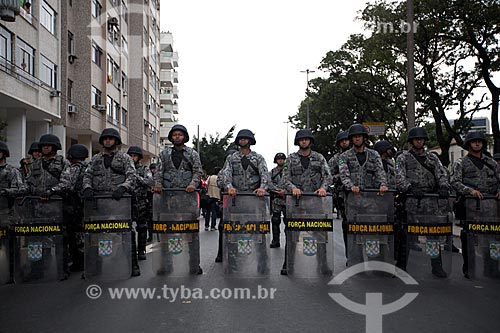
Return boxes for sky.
[160,0,369,168]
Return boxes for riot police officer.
[65,144,89,272]
[269,152,286,248]
[328,130,350,255]
[450,131,500,278]
[395,127,451,278]
[281,129,333,275]
[82,128,140,277]
[127,146,153,260]
[374,140,396,188]
[153,124,203,274]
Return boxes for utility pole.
[197,124,200,152]
[406,0,415,130]
[300,69,315,129]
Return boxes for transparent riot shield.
[222,193,270,277]
[12,197,64,283]
[151,189,200,276]
[284,194,333,278]
[346,191,395,269]
[0,197,12,284]
[465,196,500,280]
[405,195,452,279]
[83,194,132,280]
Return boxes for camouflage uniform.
[268,166,285,246]
[329,152,348,253]
[65,161,87,271]
[0,164,26,200]
[154,146,203,274]
[338,147,387,191]
[382,159,396,189]
[26,155,71,195]
[282,151,332,273]
[220,151,269,191]
[133,162,153,257]
[395,149,451,275]
[450,153,500,277]
[219,150,269,273]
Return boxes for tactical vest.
[402,151,438,192]
[160,147,194,188]
[288,152,323,192]
[90,152,127,192]
[229,152,261,191]
[73,162,87,194]
[461,156,498,194]
[0,165,13,189]
[343,148,381,190]
[30,155,65,193]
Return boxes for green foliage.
[0,120,6,141]
[192,125,236,175]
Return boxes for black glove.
[438,187,450,199]
[112,186,127,201]
[83,188,94,200]
[410,187,424,200]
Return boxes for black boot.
[431,258,447,278]
[215,223,223,262]
[131,231,141,277]
[270,216,281,248]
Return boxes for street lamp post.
[300,69,315,129]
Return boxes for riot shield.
[83,194,132,280]
[405,195,452,279]
[0,197,12,284]
[464,196,500,280]
[151,189,200,276]
[222,193,270,277]
[12,197,64,283]
[345,191,395,270]
[284,194,334,278]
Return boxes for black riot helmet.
[348,124,369,139]
[127,146,144,159]
[374,140,395,155]
[336,131,349,146]
[407,127,429,142]
[67,144,89,160]
[493,153,500,161]
[234,129,256,146]
[28,142,40,155]
[294,129,315,146]
[464,131,487,150]
[99,128,122,145]
[38,134,62,150]
[273,152,286,163]
[0,141,10,158]
[168,124,190,143]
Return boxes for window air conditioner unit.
[50,90,61,97]
[93,105,106,112]
[68,104,77,113]
[68,54,78,64]
[108,17,119,27]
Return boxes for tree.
[0,120,6,141]
[192,125,236,175]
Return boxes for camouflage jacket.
[154,146,202,189]
[134,162,153,196]
[0,164,26,197]
[220,150,269,191]
[26,155,71,195]
[328,152,344,191]
[83,151,136,193]
[450,154,500,195]
[338,147,387,190]
[269,166,285,206]
[395,149,449,193]
[283,151,332,192]
[382,158,396,190]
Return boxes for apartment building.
[159,31,179,147]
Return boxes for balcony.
[172,102,178,114]
[160,70,174,86]
[160,87,173,104]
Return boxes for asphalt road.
[1,217,499,333]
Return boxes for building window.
[40,1,56,35]
[122,108,128,127]
[92,0,102,23]
[113,101,120,124]
[40,55,57,88]
[16,37,35,75]
[92,42,102,67]
[143,27,148,46]
[107,56,120,85]
[122,36,128,56]
[121,72,127,93]
[106,95,113,120]
[121,1,127,23]
[68,31,74,55]
[69,0,72,6]
[143,57,148,75]
[150,37,157,64]
[67,79,73,102]
[0,26,13,64]
[92,86,101,106]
